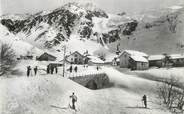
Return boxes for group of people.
[69,65,78,73]
[27,65,59,77]
[47,65,58,74]
[27,66,38,77]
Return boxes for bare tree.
[0,43,17,76]
[157,76,184,112]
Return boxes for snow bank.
[134,67,184,83]
[0,76,92,114]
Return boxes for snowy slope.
[109,6,184,54]
[134,67,184,84]
[0,24,42,56]
[0,67,173,114]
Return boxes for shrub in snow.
[0,43,17,76]
[157,76,184,112]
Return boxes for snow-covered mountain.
[108,5,184,54]
[0,2,184,56]
[0,23,42,57]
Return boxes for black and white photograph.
[0,0,184,114]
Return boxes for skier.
[142,95,147,108]
[69,92,77,110]
[34,66,38,76]
[74,66,78,73]
[27,66,31,77]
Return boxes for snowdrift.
[0,76,92,114]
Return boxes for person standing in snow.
[96,66,99,71]
[142,95,147,108]
[34,66,38,76]
[69,92,77,110]
[47,65,50,74]
[74,66,78,73]
[69,65,73,73]
[27,66,31,77]
[55,66,58,74]
[51,66,54,74]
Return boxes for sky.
[0,0,184,15]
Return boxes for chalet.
[129,55,149,70]
[66,51,89,64]
[148,55,166,67]
[168,54,184,67]
[119,50,148,68]
[37,52,57,61]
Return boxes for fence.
[66,70,105,78]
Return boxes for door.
[74,58,78,64]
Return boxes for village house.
[66,51,89,64]
[168,54,184,67]
[148,55,166,68]
[112,57,120,66]
[36,52,57,61]
[129,55,149,70]
[119,50,148,69]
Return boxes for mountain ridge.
[0,3,184,56]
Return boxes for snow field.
[0,66,173,114]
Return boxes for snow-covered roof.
[88,56,104,64]
[130,55,148,63]
[169,54,184,59]
[148,55,165,61]
[168,6,183,10]
[38,52,56,58]
[68,51,84,57]
[120,50,148,57]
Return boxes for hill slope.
[0,67,173,114]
